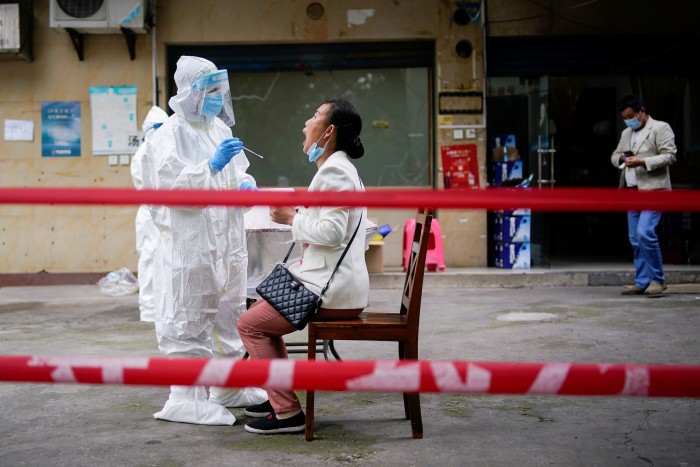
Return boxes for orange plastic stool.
[403,217,446,271]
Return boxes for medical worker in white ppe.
[142,55,265,425]
[130,105,168,322]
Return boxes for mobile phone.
[619,151,632,168]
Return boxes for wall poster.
[41,101,81,157]
[440,144,479,189]
[89,86,138,155]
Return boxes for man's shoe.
[244,412,305,434]
[645,282,667,295]
[243,400,273,418]
[621,285,646,295]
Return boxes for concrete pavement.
[0,281,699,466]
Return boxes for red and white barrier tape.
[1,356,698,398]
[2,189,698,397]
[1,187,699,212]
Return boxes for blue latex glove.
[239,181,258,191]
[210,137,243,172]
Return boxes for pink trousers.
[238,299,363,415]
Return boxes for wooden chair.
[305,208,434,441]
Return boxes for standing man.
[611,94,676,295]
[142,56,265,425]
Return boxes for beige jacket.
[610,116,676,190]
[287,151,369,310]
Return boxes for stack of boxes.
[491,134,522,186]
[493,209,531,269]
[491,135,531,269]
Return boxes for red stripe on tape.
[0,187,699,211]
[1,356,698,398]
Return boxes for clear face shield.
[190,70,236,127]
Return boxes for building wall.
[0,0,486,274]
[486,0,695,37]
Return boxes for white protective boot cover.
[208,386,268,408]
[154,385,236,425]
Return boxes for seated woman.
[238,97,369,435]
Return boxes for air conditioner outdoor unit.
[50,0,149,34]
[0,1,33,61]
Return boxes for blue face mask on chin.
[624,116,642,131]
[306,127,330,162]
[201,93,224,118]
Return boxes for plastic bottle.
[517,173,534,188]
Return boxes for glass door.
[486,76,551,268]
[528,77,552,268]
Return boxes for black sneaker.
[244,412,305,434]
[243,400,273,418]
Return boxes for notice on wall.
[4,119,34,142]
[440,144,479,189]
[41,102,81,157]
[89,86,138,155]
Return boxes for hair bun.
[348,135,365,159]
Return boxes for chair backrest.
[401,208,434,336]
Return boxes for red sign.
[440,144,479,189]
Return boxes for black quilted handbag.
[256,215,362,330]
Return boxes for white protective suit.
[130,106,168,322]
[142,56,265,425]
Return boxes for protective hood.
[142,106,168,140]
[142,106,168,132]
[168,56,235,127]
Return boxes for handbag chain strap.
[281,211,364,297]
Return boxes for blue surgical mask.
[624,116,642,131]
[306,126,330,162]
[201,93,223,118]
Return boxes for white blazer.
[610,116,676,190]
[287,151,370,310]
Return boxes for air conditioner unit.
[0,1,33,61]
[50,0,150,34]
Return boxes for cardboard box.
[492,161,523,186]
[491,145,519,162]
[494,241,531,269]
[495,208,531,216]
[494,214,531,243]
[365,241,384,273]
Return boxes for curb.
[370,269,700,289]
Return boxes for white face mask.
[306,126,330,162]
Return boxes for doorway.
[548,85,628,261]
[487,79,631,266]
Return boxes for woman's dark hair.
[322,97,364,159]
[618,94,646,113]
